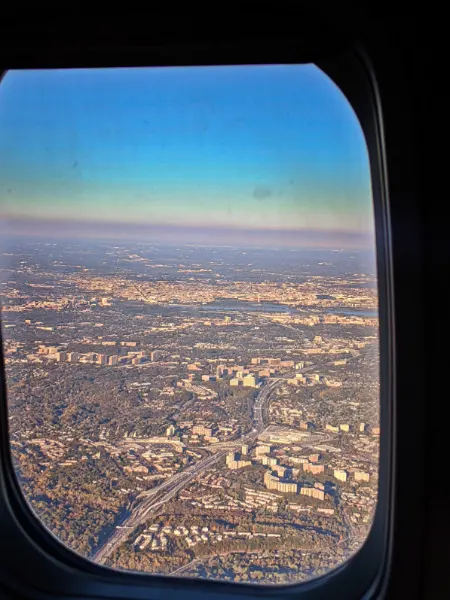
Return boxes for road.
[170,557,203,576]
[90,379,281,565]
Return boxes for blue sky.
[0,64,374,247]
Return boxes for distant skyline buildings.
[0,64,374,249]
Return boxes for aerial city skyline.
[0,65,379,585]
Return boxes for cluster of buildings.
[227,358,295,389]
[164,419,242,446]
[222,438,373,502]
[325,422,380,436]
[72,271,377,317]
[3,296,117,316]
[269,311,377,329]
[287,373,342,388]
[23,435,184,488]
[32,344,162,367]
[133,522,283,552]
[182,355,302,390]
[341,487,376,525]
[230,374,258,388]
[244,487,280,513]
[69,436,187,485]
[180,480,339,517]
[263,471,298,494]
[166,422,221,444]
[226,446,252,470]
[175,380,218,400]
[183,357,295,390]
[192,424,217,438]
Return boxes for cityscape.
[0,63,378,585]
[1,239,379,584]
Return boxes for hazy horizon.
[0,216,374,250]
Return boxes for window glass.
[0,66,379,585]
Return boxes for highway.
[90,379,281,565]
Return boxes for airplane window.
[0,65,379,585]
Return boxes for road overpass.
[90,378,282,565]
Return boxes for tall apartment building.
[264,471,279,491]
[264,471,298,494]
[193,425,213,437]
[277,481,298,493]
[97,354,107,365]
[226,452,236,465]
[227,460,251,470]
[300,486,325,501]
[261,456,277,467]
[272,464,286,477]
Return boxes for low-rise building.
[354,471,370,482]
[326,424,340,433]
[242,374,257,387]
[255,444,271,456]
[334,469,348,482]
[303,462,324,475]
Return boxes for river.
[198,300,377,318]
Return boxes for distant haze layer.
[0,217,373,249]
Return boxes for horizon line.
[0,215,375,250]
[0,214,374,235]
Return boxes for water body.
[326,308,378,317]
[199,300,291,314]
[199,300,377,318]
[127,299,377,319]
